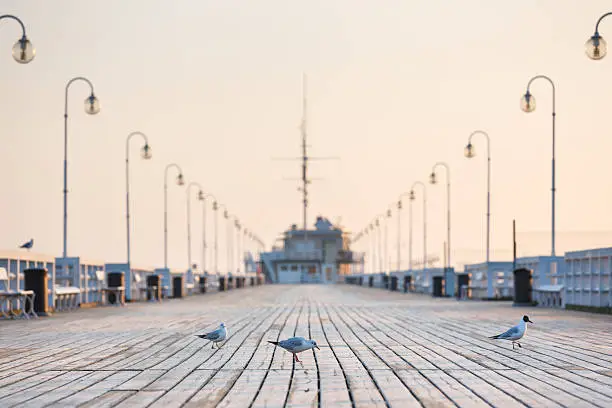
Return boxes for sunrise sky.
[2,0,612,271]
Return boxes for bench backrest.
[0,267,8,291]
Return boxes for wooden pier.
[0,284,611,407]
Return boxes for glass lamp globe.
[224,210,229,219]
[85,94,100,115]
[397,200,402,210]
[176,173,185,186]
[197,190,204,201]
[141,144,152,160]
[464,143,475,158]
[12,36,35,63]
[213,201,218,211]
[520,92,535,113]
[586,33,607,60]
[429,172,437,185]
[386,209,392,217]
[409,190,416,200]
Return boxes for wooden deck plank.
[147,370,214,407]
[0,285,610,408]
[115,390,166,407]
[13,371,117,408]
[48,371,140,407]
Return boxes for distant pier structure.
[260,216,363,284]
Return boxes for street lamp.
[464,130,491,264]
[235,219,242,275]
[408,181,427,272]
[62,77,100,257]
[368,224,375,273]
[0,15,35,63]
[186,182,205,275]
[520,75,556,256]
[215,203,231,275]
[385,209,391,274]
[163,163,185,268]
[125,131,152,271]
[374,217,383,273]
[212,200,223,275]
[586,12,612,60]
[430,162,451,272]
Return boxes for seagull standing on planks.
[489,315,534,350]
[19,239,33,251]
[268,337,320,362]
[195,323,227,349]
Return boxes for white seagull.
[196,323,227,349]
[489,315,534,350]
[268,337,320,362]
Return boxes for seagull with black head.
[489,315,534,350]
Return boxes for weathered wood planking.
[0,284,611,407]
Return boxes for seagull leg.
[211,342,215,350]
[517,342,522,348]
[512,342,516,350]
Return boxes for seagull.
[489,315,534,350]
[268,337,320,362]
[195,323,227,349]
[19,239,33,251]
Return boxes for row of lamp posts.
[2,14,265,293]
[6,11,612,282]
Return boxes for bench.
[0,267,37,319]
[54,286,81,311]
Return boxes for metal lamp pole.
[186,182,205,272]
[63,77,100,257]
[125,131,152,269]
[464,130,491,263]
[212,200,222,274]
[163,163,185,268]
[408,181,427,272]
[521,75,556,256]
[430,163,451,271]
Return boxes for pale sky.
[2,0,612,272]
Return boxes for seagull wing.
[204,328,222,340]
[280,337,306,350]
[490,325,519,339]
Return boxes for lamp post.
[186,182,204,274]
[62,77,100,258]
[384,210,391,274]
[212,200,223,275]
[374,217,383,273]
[234,218,241,275]
[0,15,35,63]
[430,162,451,272]
[464,130,491,264]
[201,193,215,274]
[125,131,152,271]
[521,75,556,256]
[585,12,612,60]
[368,224,375,273]
[243,228,249,274]
[408,181,427,272]
[163,163,185,268]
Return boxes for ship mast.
[300,73,308,232]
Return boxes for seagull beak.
[315,345,320,350]
[528,319,534,324]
